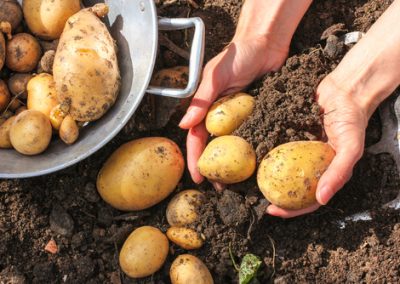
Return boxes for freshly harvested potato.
[6,33,42,72]
[166,189,205,227]
[198,135,256,184]
[0,0,23,31]
[167,227,204,250]
[59,115,79,145]
[205,93,255,136]
[53,4,120,122]
[97,137,185,211]
[37,50,55,74]
[0,116,15,148]
[257,141,335,210]
[0,79,10,112]
[0,22,11,70]
[119,226,169,278]
[170,254,213,284]
[49,104,67,130]
[23,0,80,40]
[10,110,52,155]
[8,73,33,99]
[27,73,58,118]
[151,66,189,88]
[15,106,27,115]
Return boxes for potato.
[23,0,80,40]
[8,73,33,99]
[27,73,58,118]
[0,116,15,148]
[0,0,23,31]
[37,50,55,74]
[10,110,52,155]
[6,33,42,72]
[119,226,169,278]
[97,137,185,211]
[151,66,189,88]
[0,22,10,70]
[49,104,67,130]
[0,79,10,112]
[167,227,204,250]
[59,115,79,144]
[53,4,120,122]
[198,135,256,184]
[166,189,205,227]
[170,254,213,284]
[257,141,335,210]
[15,105,26,115]
[205,93,255,136]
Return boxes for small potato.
[170,254,213,284]
[166,189,205,227]
[257,141,335,210]
[6,33,42,72]
[151,66,189,88]
[49,104,67,130]
[119,226,169,278]
[167,227,204,250]
[59,115,79,145]
[97,137,185,211]
[8,73,33,99]
[23,0,81,40]
[205,93,255,136]
[0,116,16,148]
[0,0,23,31]
[198,135,256,184]
[27,73,58,118]
[15,106,27,115]
[0,79,10,112]
[10,110,52,155]
[8,97,21,111]
[37,50,55,74]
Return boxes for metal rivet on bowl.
[139,1,145,11]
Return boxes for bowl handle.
[146,17,205,98]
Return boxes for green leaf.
[239,254,262,284]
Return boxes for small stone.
[50,204,74,236]
[83,182,100,203]
[44,238,58,254]
[323,35,344,59]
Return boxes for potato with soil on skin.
[27,73,58,118]
[49,104,67,130]
[0,21,12,70]
[10,110,52,155]
[198,135,256,184]
[37,50,55,74]
[166,189,205,227]
[0,79,10,112]
[8,73,32,99]
[170,254,213,284]
[0,115,15,148]
[59,115,79,145]
[97,137,185,211]
[119,226,169,279]
[53,4,120,122]
[6,33,42,72]
[205,93,255,136]
[257,141,335,210]
[151,66,189,87]
[23,0,81,40]
[0,0,23,31]
[167,227,204,250]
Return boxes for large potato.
[97,137,185,211]
[198,135,256,184]
[170,254,213,284]
[257,141,335,210]
[6,33,42,72]
[27,73,58,118]
[53,4,120,122]
[119,226,169,278]
[0,79,10,112]
[166,189,205,227]
[0,116,15,148]
[10,110,52,155]
[23,0,80,40]
[167,227,204,250]
[0,0,23,31]
[205,93,255,136]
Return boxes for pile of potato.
[0,0,120,155]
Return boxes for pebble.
[50,204,74,236]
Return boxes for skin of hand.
[267,0,400,218]
[179,0,313,183]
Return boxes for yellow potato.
[167,227,204,250]
[198,135,256,184]
[6,33,42,72]
[59,115,79,145]
[170,254,213,284]
[27,73,58,118]
[23,0,81,40]
[0,79,10,112]
[257,141,335,210]
[53,4,120,122]
[10,110,52,155]
[119,226,169,278]
[151,66,189,88]
[97,137,185,211]
[205,93,255,136]
[49,104,67,130]
[166,189,205,227]
[0,116,16,148]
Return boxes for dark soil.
[1,0,399,283]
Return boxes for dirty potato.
[151,66,189,87]
[53,4,120,122]
[6,33,42,72]
[0,0,23,31]
[27,73,58,118]
[59,115,79,144]
[0,115,15,148]
[8,73,32,99]
[170,254,213,284]
[0,79,10,112]
[49,104,67,130]
[119,226,169,278]
[167,227,204,250]
[257,141,335,210]
[198,135,256,184]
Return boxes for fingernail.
[317,186,330,205]
[179,112,193,128]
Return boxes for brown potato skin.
[0,0,23,31]
[8,73,33,99]
[0,79,10,112]
[0,115,15,148]
[59,115,79,145]
[0,32,5,70]
[170,254,213,284]
[6,33,42,72]
[15,105,27,115]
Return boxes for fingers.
[266,203,320,218]
[186,122,208,184]
[211,181,226,193]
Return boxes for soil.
[1,0,399,283]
